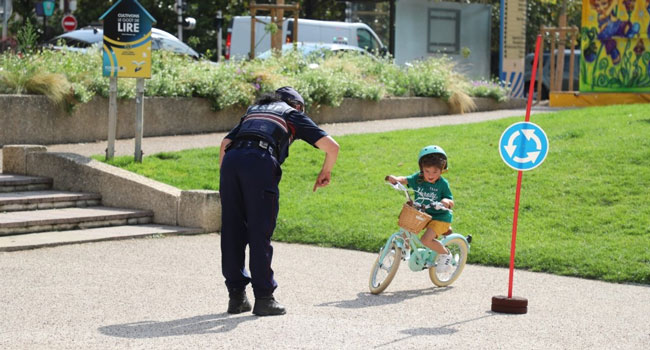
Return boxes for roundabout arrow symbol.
[504,129,543,163]
[522,129,542,150]
[504,131,519,157]
[513,151,540,163]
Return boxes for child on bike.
[386,145,454,272]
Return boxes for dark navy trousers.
[219,146,282,298]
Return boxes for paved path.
[1,235,648,349]
[2,108,550,169]
[2,106,648,349]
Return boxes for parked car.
[256,42,372,60]
[226,16,386,60]
[46,27,200,59]
[524,49,581,99]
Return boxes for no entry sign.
[62,14,77,32]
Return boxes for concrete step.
[0,224,204,252]
[0,206,153,236]
[0,174,53,193]
[0,190,102,212]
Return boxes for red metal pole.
[507,170,523,298]
[507,34,542,298]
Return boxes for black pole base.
[491,295,528,314]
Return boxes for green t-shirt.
[406,172,453,223]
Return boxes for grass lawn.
[100,104,650,284]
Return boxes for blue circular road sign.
[499,122,549,171]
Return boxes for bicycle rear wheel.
[369,243,402,294]
[429,237,467,287]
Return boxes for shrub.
[466,79,510,102]
[0,48,508,112]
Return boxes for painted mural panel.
[581,0,650,91]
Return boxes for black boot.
[227,289,252,314]
[253,295,286,316]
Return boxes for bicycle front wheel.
[429,237,468,287]
[369,243,402,294]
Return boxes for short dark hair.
[255,92,282,105]
[419,153,447,170]
[254,91,303,112]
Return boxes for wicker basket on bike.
[398,202,431,233]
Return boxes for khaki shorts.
[425,220,451,237]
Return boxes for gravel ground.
[4,107,647,349]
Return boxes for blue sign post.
[499,121,549,171]
[34,1,55,17]
[34,1,56,39]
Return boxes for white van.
[225,16,386,60]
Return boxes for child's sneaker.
[435,253,453,273]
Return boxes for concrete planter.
[0,95,525,146]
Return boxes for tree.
[486,0,581,78]
[8,0,50,40]
[5,0,349,57]
[180,0,345,58]
[302,0,345,20]
[489,0,582,55]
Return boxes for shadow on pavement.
[98,313,256,338]
[373,313,495,348]
[316,286,452,309]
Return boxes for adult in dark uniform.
[219,86,340,316]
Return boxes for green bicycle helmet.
[418,145,448,170]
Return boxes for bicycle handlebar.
[386,181,452,212]
[421,201,451,212]
[387,181,411,201]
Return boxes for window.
[427,8,460,54]
[356,28,379,52]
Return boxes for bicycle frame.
[370,182,473,293]
[378,229,471,272]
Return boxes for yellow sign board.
[100,0,156,78]
[102,31,152,78]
